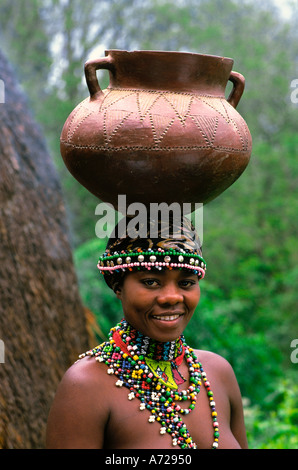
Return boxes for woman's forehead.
[129,269,199,280]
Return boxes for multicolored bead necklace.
[79,320,219,449]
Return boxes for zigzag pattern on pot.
[65,89,249,152]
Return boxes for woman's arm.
[46,357,109,449]
[218,356,248,449]
[196,349,248,449]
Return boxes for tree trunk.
[0,50,90,449]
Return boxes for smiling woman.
[116,270,200,343]
[46,215,248,450]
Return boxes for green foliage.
[73,238,122,338]
[244,376,298,449]
[184,280,284,402]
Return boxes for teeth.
[152,315,180,321]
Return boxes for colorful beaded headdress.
[98,215,206,290]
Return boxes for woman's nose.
[156,283,184,305]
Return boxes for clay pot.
[60,50,252,209]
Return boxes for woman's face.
[116,269,200,342]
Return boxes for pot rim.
[105,49,234,63]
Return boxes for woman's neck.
[111,319,184,362]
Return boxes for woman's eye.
[142,279,159,287]
[179,280,196,288]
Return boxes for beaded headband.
[98,215,206,290]
[97,247,206,278]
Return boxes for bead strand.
[79,320,219,449]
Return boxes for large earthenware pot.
[60,50,252,209]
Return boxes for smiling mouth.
[151,314,183,321]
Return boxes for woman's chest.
[104,373,239,449]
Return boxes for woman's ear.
[114,284,122,299]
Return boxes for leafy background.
[1,0,297,448]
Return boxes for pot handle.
[84,56,115,99]
[227,71,245,108]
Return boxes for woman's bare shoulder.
[193,348,244,405]
[61,354,107,386]
[194,348,232,367]
[193,349,238,383]
[46,355,109,448]
[49,354,110,420]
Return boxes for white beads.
[95,356,105,363]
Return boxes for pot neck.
[105,50,234,95]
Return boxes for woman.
[46,216,248,449]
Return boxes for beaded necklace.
[80,320,219,449]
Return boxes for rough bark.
[0,50,90,449]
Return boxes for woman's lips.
[151,313,183,322]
